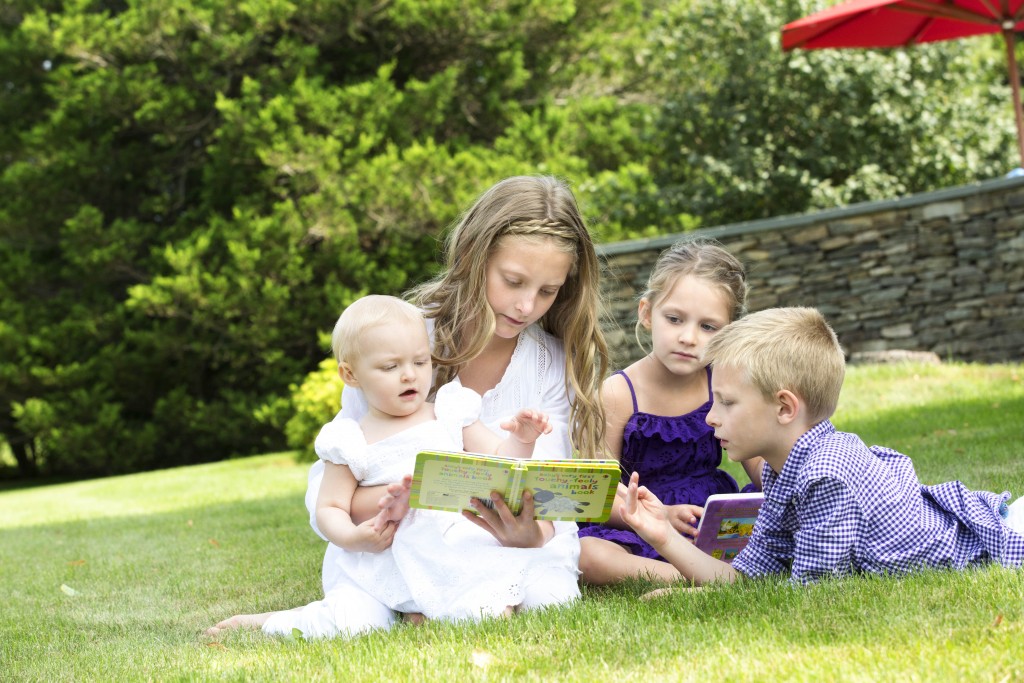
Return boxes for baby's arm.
[620,472,739,586]
[350,484,393,524]
[315,462,397,553]
[497,409,552,457]
[462,409,552,459]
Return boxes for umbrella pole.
[1003,28,1024,168]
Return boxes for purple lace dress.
[579,368,755,561]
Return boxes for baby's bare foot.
[402,612,427,626]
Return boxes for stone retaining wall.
[598,175,1024,367]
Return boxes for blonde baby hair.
[409,175,609,458]
[636,238,748,351]
[702,307,846,423]
[331,295,426,365]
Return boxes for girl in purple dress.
[578,239,763,585]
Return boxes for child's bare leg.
[375,474,413,529]
[578,537,681,585]
[205,608,296,636]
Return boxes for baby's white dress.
[305,323,582,598]
[316,383,576,621]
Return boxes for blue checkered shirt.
[731,421,1024,584]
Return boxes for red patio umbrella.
[781,0,1024,167]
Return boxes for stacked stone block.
[598,176,1024,367]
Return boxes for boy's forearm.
[655,534,740,585]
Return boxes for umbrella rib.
[979,0,1003,18]
[897,0,998,25]
[906,15,935,44]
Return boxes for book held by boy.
[694,492,764,564]
[409,449,620,522]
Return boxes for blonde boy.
[621,307,1024,585]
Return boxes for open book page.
[410,450,517,513]
[409,449,620,522]
[517,460,620,522]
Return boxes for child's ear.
[637,298,653,330]
[338,362,359,388]
[775,389,801,425]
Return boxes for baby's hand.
[667,503,703,539]
[345,517,398,553]
[374,474,413,532]
[501,409,552,445]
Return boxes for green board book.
[409,449,621,522]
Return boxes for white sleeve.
[434,382,483,426]
[305,459,328,541]
[433,382,481,447]
[313,417,368,478]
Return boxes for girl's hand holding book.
[463,489,554,548]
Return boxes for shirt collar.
[764,420,836,504]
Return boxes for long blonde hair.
[410,176,609,458]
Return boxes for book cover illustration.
[409,449,620,522]
[693,492,764,564]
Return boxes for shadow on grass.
[0,468,80,492]
[835,391,1024,488]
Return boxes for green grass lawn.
[2,363,1023,682]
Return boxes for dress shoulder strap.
[615,370,639,413]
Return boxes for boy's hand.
[374,474,413,532]
[667,503,703,539]
[500,409,552,446]
[619,472,674,551]
[343,518,397,553]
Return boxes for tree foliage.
[0,0,1016,476]
[642,0,1015,225]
